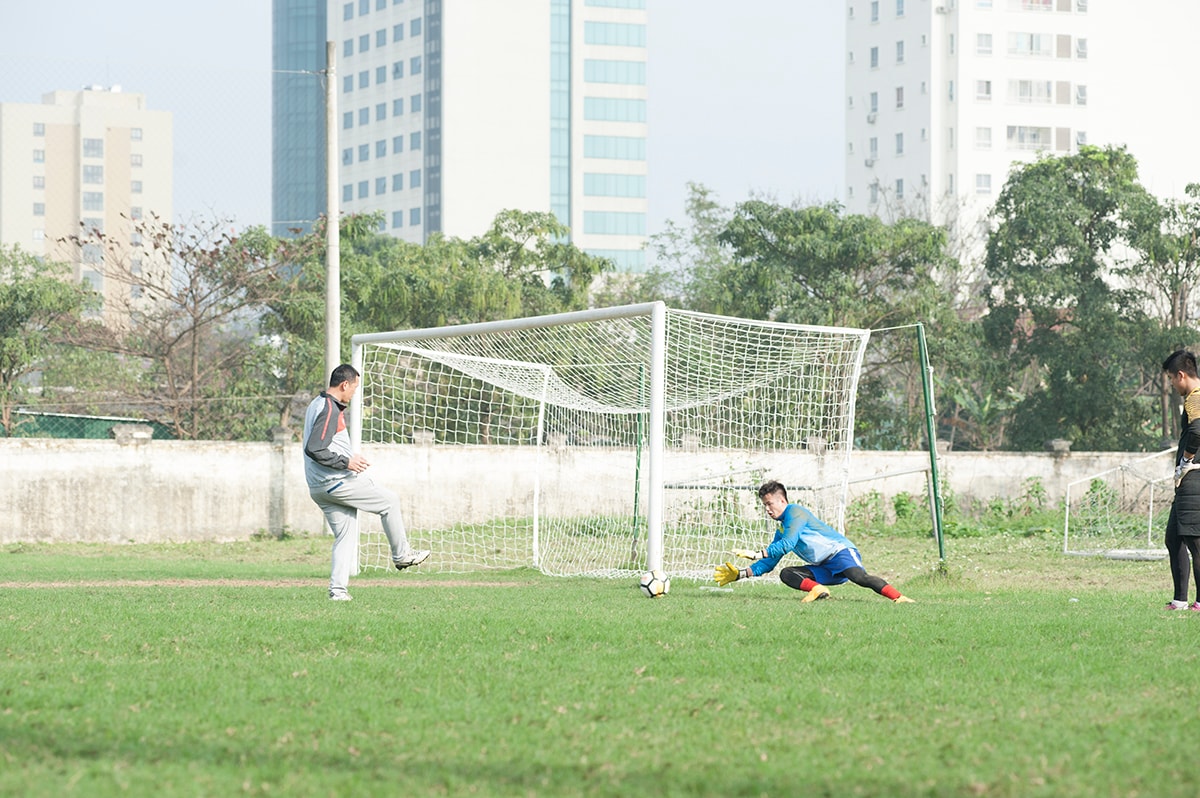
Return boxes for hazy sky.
[0,1,845,238]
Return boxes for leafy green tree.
[0,246,97,435]
[984,145,1164,450]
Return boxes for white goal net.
[350,302,870,579]
[1062,449,1172,560]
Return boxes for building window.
[359,0,369,14]
[869,136,878,158]
[975,127,992,148]
[1010,79,1053,103]
[584,59,648,85]
[896,0,905,15]
[393,24,405,42]
[131,180,143,193]
[895,179,904,199]
[393,98,404,116]
[583,135,647,160]
[33,202,45,216]
[410,207,421,226]
[1076,38,1087,59]
[83,138,104,158]
[410,131,422,150]
[1006,125,1052,150]
[343,75,354,93]
[359,71,369,89]
[411,94,423,113]
[410,169,422,188]
[896,40,905,63]
[870,46,879,68]
[376,103,386,121]
[977,33,993,54]
[895,86,904,108]
[869,182,879,204]
[82,192,104,211]
[33,122,44,136]
[1076,130,1087,147]
[1076,84,1087,105]
[376,29,387,47]
[342,148,353,165]
[411,55,422,75]
[32,176,45,189]
[895,133,904,155]
[583,211,647,236]
[32,229,44,242]
[392,210,404,228]
[870,1,879,21]
[869,91,878,112]
[583,21,647,47]
[358,181,369,199]
[948,80,955,101]
[375,177,387,195]
[393,61,404,79]
[343,111,354,129]
[359,34,370,53]
[83,165,104,184]
[344,2,354,20]
[976,80,992,100]
[376,65,386,84]
[343,39,353,58]
[392,173,404,191]
[131,128,142,141]
[358,107,369,125]
[130,206,143,220]
[393,135,404,154]
[848,51,855,64]
[131,153,143,167]
[343,184,353,202]
[358,144,370,162]
[375,139,387,157]
[411,17,423,36]
[976,174,992,193]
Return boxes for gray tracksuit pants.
[310,474,409,595]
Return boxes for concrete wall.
[0,432,1172,544]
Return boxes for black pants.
[1165,503,1200,603]
[780,564,889,595]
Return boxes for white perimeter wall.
[0,435,1162,544]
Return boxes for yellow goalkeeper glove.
[714,562,744,587]
[733,548,764,561]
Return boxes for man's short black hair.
[757,480,788,502]
[329,363,360,388]
[1163,350,1198,378]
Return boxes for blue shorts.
[808,547,864,585]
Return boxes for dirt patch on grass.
[0,579,520,589]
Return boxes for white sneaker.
[329,591,353,601]
[393,549,431,570]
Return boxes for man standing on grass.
[1161,350,1200,611]
[714,479,914,603]
[303,364,429,601]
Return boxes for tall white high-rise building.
[845,0,1200,251]
[278,0,648,271]
[0,87,172,312]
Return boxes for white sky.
[0,1,845,238]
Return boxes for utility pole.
[324,40,340,382]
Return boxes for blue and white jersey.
[749,503,853,576]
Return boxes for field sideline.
[2,533,1195,797]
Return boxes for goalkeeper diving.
[714,480,915,603]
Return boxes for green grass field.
[2,532,1195,797]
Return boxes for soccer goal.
[1062,449,1173,560]
[349,302,871,579]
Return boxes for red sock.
[881,585,901,601]
[800,578,819,592]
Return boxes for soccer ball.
[639,569,670,598]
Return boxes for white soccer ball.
[639,569,670,598]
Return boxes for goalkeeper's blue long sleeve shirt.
[750,503,854,576]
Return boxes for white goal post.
[349,301,871,579]
[1062,449,1172,560]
